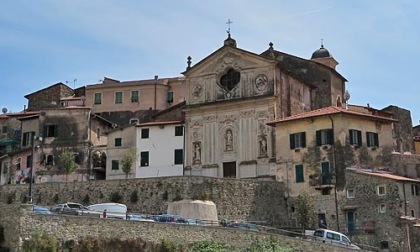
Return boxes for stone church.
[183,34,347,178]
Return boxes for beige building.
[182,35,346,178]
[85,77,186,114]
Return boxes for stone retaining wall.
[0,176,291,227]
[1,204,362,252]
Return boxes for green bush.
[109,191,123,203]
[160,239,175,252]
[188,240,231,252]
[130,190,139,203]
[52,194,59,203]
[23,232,58,252]
[82,194,90,205]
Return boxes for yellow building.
[268,105,397,197]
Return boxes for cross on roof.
[226,19,233,35]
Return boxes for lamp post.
[28,134,42,203]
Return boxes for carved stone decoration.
[193,141,202,165]
[258,119,267,135]
[259,135,268,157]
[225,129,234,151]
[192,84,203,99]
[213,52,242,74]
[239,110,255,119]
[255,74,268,91]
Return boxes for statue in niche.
[259,136,268,157]
[193,142,201,164]
[225,129,233,151]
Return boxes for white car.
[79,203,127,220]
[312,229,361,250]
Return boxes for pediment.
[184,46,275,78]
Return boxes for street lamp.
[28,134,42,203]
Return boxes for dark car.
[153,214,184,223]
[50,202,87,215]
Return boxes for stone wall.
[0,176,291,227]
[0,204,364,252]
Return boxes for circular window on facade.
[220,68,240,91]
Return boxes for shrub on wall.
[23,232,58,252]
[109,191,123,203]
[130,190,139,203]
[82,194,90,205]
[52,194,59,204]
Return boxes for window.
[2,126,7,134]
[141,128,149,139]
[411,210,415,217]
[377,185,386,196]
[16,157,21,170]
[411,184,419,196]
[140,151,149,167]
[115,138,122,147]
[347,189,355,198]
[112,160,119,170]
[167,91,174,104]
[379,204,386,213]
[175,126,183,136]
[295,165,304,183]
[220,68,240,91]
[96,128,101,140]
[129,118,139,125]
[131,91,139,103]
[316,129,333,146]
[115,92,123,104]
[289,132,306,149]
[366,132,379,147]
[349,129,362,146]
[94,93,102,105]
[174,149,183,165]
[27,155,32,168]
[46,155,54,166]
[43,125,58,138]
[22,131,35,147]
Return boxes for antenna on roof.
[73,79,77,89]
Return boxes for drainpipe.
[329,114,340,231]
[154,75,158,110]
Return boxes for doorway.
[223,162,236,178]
[318,213,327,229]
[347,211,356,233]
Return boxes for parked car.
[33,205,53,215]
[50,202,87,215]
[222,220,260,231]
[153,214,184,223]
[79,203,127,220]
[312,229,361,250]
[127,214,155,222]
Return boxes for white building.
[136,121,184,178]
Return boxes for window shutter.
[43,126,47,138]
[349,130,353,145]
[295,165,304,183]
[316,131,321,146]
[357,131,362,146]
[290,134,295,149]
[366,132,371,147]
[302,132,306,148]
[54,125,58,137]
[327,129,333,145]
[374,133,379,147]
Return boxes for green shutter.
[290,134,295,149]
[349,130,354,145]
[374,133,379,147]
[301,132,306,148]
[327,129,333,145]
[295,165,304,183]
[316,131,322,146]
[357,131,362,146]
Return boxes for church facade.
[182,35,347,179]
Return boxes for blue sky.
[0,0,419,125]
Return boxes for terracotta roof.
[267,106,398,126]
[136,120,183,127]
[352,169,420,183]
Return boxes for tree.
[294,192,316,232]
[121,149,138,179]
[58,150,77,182]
